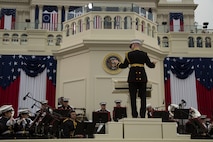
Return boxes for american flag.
[164,57,213,118]
[0,8,16,30]
[169,13,184,32]
[0,55,57,115]
[42,10,58,31]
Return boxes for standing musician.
[30,100,55,138]
[0,105,15,139]
[14,108,33,138]
[58,98,74,110]
[96,102,111,121]
[61,110,84,138]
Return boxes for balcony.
[61,11,158,49]
[0,10,213,57]
[0,29,62,55]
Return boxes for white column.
[39,5,43,29]
[30,5,35,29]
[58,6,62,31]
[65,6,69,21]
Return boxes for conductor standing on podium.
[115,39,156,118]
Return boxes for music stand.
[174,109,190,134]
[174,109,189,119]
[83,121,96,138]
[92,111,109,134]
[152,111,169,122]
[53,109,70,117]
[113,107,127,121]
[92,111,109,123]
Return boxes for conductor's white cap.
[130,39,143,45]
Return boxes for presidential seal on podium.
[102,53,123,75]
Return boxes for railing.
[157,25,213,34]
[5,22,63,31]
[0,30,62,47]
[62,11,157,38]
[0,10,212,53]
[4,20,213,35]
[158,32,213,50]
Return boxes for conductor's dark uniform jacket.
[118,49,155,83]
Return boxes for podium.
[94,118,191,140]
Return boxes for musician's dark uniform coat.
[118,47,155,118]
[61,118,82,138]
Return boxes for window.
[124,16,132,29]
[3,33,10,43]
[205,37,211,48]
[71,22,76,35]
[65,25,70,36]
[188,37,194,47]
[12,33,19,43]
[162,36,169,47]
[152,26,155,38]
[104,16,112,29]
[135,18,139,30]
[147,24,151,36]
[47,34,54,46]
[56,35,62,46]
[157,36,161,46]
[141,21,145,32]
[20,34,28,45]
[78,20,83,32]
[196,37,202,48]
[85,17,90,30]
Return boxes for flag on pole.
[42,10,58,31]
[0,8,16,30]
[169,13,184,32]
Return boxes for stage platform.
[1,118,212,142]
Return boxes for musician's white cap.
[200,115,207,119]
[114,100,122,104]
[0,105,14,114]
[100,102,107,105]
[41,100,48,104]
[18,108,30,115]
[63,98,69,102]
[146,103,152,108]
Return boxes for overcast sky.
[194,0,213,29]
